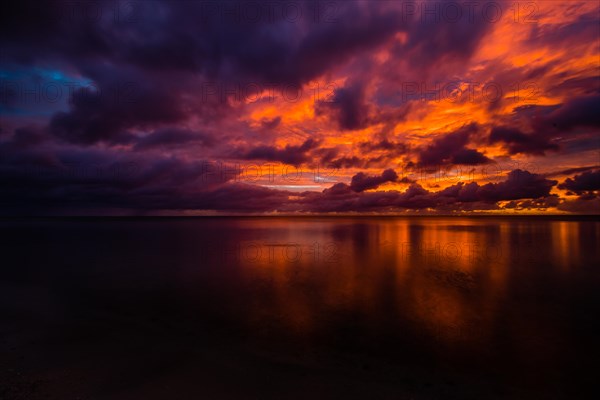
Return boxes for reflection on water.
[1,217,599,399]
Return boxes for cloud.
[533,94,600,133]
[298,169,558,213]
[238,138,319,165]
[557,195,600,214]
[133,128,213,151]
[489,126,559,155]
[49,78,186,145]
[503,195,561,210]
[558,170,600,194]
[417,123,491,166]
[546,165,600,178]
[475,169,557,201]
[350,169,398,192]
[391,0,498,77]
[316,82,370,130]
[260,116,282,130]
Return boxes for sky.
[0,0,599,215]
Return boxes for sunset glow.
[1,0,598,215]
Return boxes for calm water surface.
[1,217,599,399]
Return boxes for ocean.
[1,217,599,399]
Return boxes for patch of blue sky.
[0,66,94,117]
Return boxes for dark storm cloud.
[238,138,319,165]
[472,169,557,201]
[0,141,246,213]
[417,123,491,166]
[350,169,398,192]
[7,126,48,149]
[299,182,431,213]
[387,0,502,78]
[327,156,365,169]
[533,94,600,133]
[48,81,186,145]
[133,128,213,151]
[0,0,411,148]
[488,94,600,157]
[547,76,600,98]
[558,170,600,194]
[489,126,559,155]
[316,82,370,130]
[287,1,408,84]
[430,170,557,204]
[260,116,282,130]
[526,8,600,51]
[546,165,600,178]
[0,1,404,82]
[502,195,561,210]
[428,168,556,205]
[557,195,600,214]
[359,139,409,153]
[300,169,557,213]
